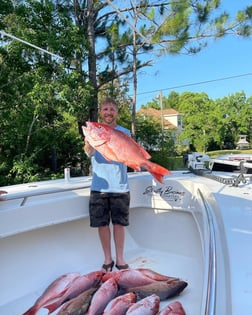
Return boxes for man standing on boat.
[84,97,130,273]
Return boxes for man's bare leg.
[98,226,113,271]
[113,224,128,267]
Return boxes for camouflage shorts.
[89,191,130,227]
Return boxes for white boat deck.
[0,170,252,314]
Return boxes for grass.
[206,149,252,158]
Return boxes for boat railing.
[1,171,145,207]
[1,178,92,207]
[190,165,252,187]
[197,189,216,315]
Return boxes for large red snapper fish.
[124,279,188,300]
[82,122,171,184]
[125,294,160,315]
[102,268,178,289]
[23,270,103,315]
[87,277,118,315]
[135,269,178,282]
[59,270,103,301]
[103,292,137,315]
[102,269,156,288]
[22,272,80,315]
[157,301,186,315]
[56,287,97,315]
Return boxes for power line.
[0,30,63,61]
[137,72,252,96]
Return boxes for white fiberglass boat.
[0,155,252,315]
[209,153,252,174]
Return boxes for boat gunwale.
[1,179,92,206]
[0,173,227,315]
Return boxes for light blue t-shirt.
[90,125,130,193]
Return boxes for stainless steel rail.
[198,189,216,315]
[1,180,91,207]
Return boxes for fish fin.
[135,142,151,159]
[137,269,178,281]
[43,287,71,314]
[99,146,120,162]
[149,172,169,184]
[140,162,171,184]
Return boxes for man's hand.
[0,190,7,201]
[84,139,94,157]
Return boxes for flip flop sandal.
[115,264,129,270]
[102,260,114,272]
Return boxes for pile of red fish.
[22,268,188,315]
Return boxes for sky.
[129,0,252,108]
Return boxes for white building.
[137,108,189,146]
[236,135,250,150]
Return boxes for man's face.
[99,103,118,125]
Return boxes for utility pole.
[86,0,98,122]
[158,90,164,152]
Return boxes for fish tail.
[141,161,171,184]
[22,306,38,315]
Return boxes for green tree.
[136,111,175,153]
[137,89,252,152]
[178,92,215,152]
[214,92,252,148]
[1,1,252,184]
[163,91,181,110]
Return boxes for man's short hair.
[100,97,118,109]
